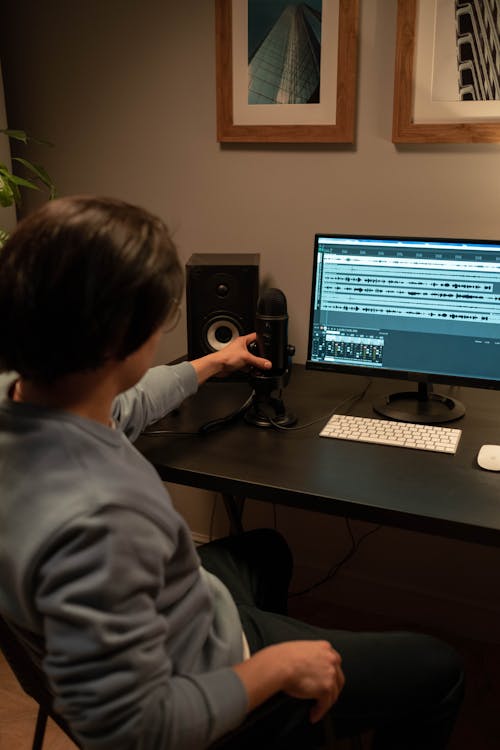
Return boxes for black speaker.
[186,253,260,361]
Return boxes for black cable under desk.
[135,365,500,547]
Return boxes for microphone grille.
[257,288,287,315]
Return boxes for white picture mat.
[413,0,500,123]
[231,0,339,126]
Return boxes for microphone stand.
[244,346,297,428]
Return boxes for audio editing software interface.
[309,236,500,381]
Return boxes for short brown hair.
[0,196,183,381]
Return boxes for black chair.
[0,612,363,750]
[0,613,81,750]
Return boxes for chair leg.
[32,706,48,750]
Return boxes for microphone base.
[244,404,297,429]
[245,365,297,428]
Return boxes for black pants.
[198,529,464,749]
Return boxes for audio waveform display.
[318,254,500,325]
[308,235,500,381]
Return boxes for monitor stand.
[373,382,465,424]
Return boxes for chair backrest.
[0,614,47,700]
[0,612,80,747]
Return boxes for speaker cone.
[204,315,242,351]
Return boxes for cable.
[141,391,255,437]
[198,392,255,435]
[289,518,382,598]
[209,495,217,541]
[269,379,372,432]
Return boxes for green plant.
[0,128,56,246]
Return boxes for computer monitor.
[306,233,500,424]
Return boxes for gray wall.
[2,0,500,642]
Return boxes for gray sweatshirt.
[0,363,248,749]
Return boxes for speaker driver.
[205,316,241,351]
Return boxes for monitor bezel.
[305,232,500,392]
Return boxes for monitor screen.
[306,234,500,423]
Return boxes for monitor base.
[373,383,465,424]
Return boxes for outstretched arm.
[190,333,271,385]
[114,334,270,439]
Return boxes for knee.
[426,635,464,703]
[245,528,293,569]
[402,632,465,709]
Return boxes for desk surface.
[135,366,500,547]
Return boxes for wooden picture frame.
[215,0,359,143]
[393,0,500,143]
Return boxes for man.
[0,196,464,749]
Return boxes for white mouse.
[477,444,500,471]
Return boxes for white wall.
[2,0,500,642]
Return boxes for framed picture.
[393,0,500,143]
[215,0,359,143]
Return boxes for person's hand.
[190,333,271,384]
[232,639,345,724]
[211,333,271,375]
[278,640,345,723]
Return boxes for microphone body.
[246,287,296,427]
[255,288,290,374]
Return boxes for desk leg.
[222,494,245,535]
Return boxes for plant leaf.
[3,171,40,190]
[0,175,21,205]
[0,175,15,207]
[27,134,54,147]
[0,128,53,147]
[11,182,21,204]
[12,158,54,189]
[0,228,10,247]
[0,128,28,143]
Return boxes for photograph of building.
[248,1,322,104]
[456,0,500,100]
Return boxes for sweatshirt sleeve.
[112,362,199,441]
[34,508,248,750]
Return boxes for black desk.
[135,366,500,547]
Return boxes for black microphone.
[255,288,291,375]
[246,287,297,428]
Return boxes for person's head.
[0,195,183,383]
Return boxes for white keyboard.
[320,414,462,454]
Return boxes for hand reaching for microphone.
[189,333,272,384]
[232,640,345,724]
